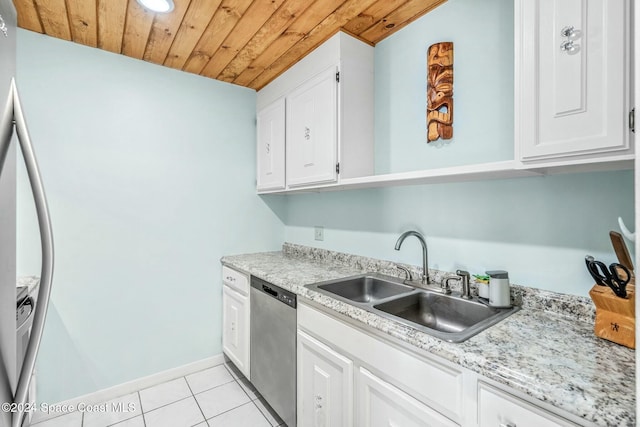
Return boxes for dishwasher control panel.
[251,276,297,309]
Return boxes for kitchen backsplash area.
[281,242,596,324]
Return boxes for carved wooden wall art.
[427,42,454,143]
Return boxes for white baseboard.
[31,354,226,424]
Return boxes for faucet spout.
[394,230,430,285]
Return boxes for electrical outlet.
[314,226,324,241]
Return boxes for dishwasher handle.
[262,285,278,297]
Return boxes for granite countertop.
[17,276,40,292]
[221,244,635,427]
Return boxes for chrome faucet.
[394,230,430,285]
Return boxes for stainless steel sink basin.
[305,274,519,343]
[309,274,414,303]
[373,291,518,342]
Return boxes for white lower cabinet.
[298,302,588,427]
[221,267,250,378]
[357,367,458,427]
[478,383,579,427]
[297,330,353,427]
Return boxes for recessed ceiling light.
[136,0,174,13]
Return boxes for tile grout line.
[184,375,208,426]
[198,365,268,425]
[138,391,147,427]
[221,363,277,426]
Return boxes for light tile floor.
[32,361,285,427]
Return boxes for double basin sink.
[306,274,519,343]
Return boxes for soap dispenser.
[486,270,511,308]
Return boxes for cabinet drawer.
[478,383,578,427]
[358,367,458,427]
[222,266,249,295]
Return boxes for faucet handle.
[456,269,470,278]
[397,265,413,281]
[442,275,459,294]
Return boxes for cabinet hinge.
[630,108,635,133]
[336,163,340,174]
[336,71,340,83]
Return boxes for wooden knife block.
[589,281,635,349]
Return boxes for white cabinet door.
[297,330,353,427]
[478,383,579,427]
[222,285,250,378]
[286,66,338,187]
[357,367,458,427]
[517,0,630,162]
[256,98,285,191]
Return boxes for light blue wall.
[281,171,634,296]
[16,30,285,404]
[375,0,514,173]
[278,0,635,297]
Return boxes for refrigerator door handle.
[9,78,54,427]
[0,78,13,175]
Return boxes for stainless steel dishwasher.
[250,276,296,427]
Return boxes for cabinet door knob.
[560,25,580,55]
[560,40,580,54]
[560,25,576,38]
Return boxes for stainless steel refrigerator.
[0,1,54,426]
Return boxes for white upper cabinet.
[256,31,373,193]
[256,98,286,191]
[516,0,632,164]
[286,66,338,187]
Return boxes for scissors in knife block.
[587,260,631,298]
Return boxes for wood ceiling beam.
[13,0,448,90]
[66,0,97,47]
[97,0,128,54]
[359,0,446,44]
[163,0,221,70]
[342,0,405,37]
[13,0,43,33]
[247,0,380,90]
[122,0,155,59]
[34,0,71,40]
[182,0,253,75]
[143,0,191,65]
[233,0,346,87]
[217,0,314,83]
[199,0,287,80]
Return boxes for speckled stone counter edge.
[282,242,596,324]
[17,276,40,290]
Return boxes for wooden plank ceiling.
[13,0,446,90]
